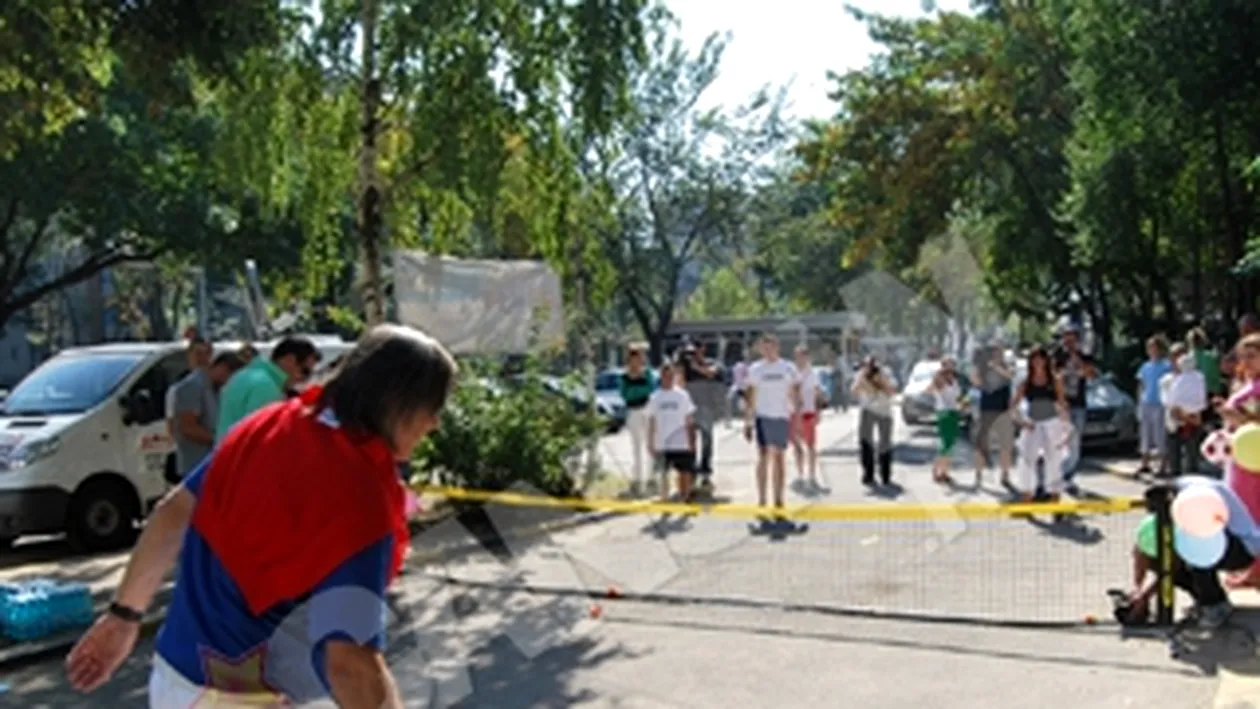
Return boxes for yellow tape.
[413,484,1143,521]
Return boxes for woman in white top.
[928,357,962,484]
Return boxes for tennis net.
[410,486,1148,627]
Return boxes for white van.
[0,335,351,551]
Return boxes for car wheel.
[67,480,140,552]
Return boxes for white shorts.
[147,655,334,708]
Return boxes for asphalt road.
[1,408,1250,708]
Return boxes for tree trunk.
[358,0,386,327]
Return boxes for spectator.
[65,325,458,705]
[727,352,749,425]
[216,337,320,439]
[1221,336,1260,497]
[1051,322,1096,491]
[928,357,962,485]
[678,342,722,492]
[832,346,850,412]
[646,362,697,503]
[1161,344,1207,477]
[169,352,244,481]
[790,344,823,486]
[852,355,897,486]
[1010,346,1070,504]
[165,338,211,440]
[744,334,799,519]
[619,342,657,496]
[1136,335,1172,475]
[971,344,1014,487]
[1187,327,1222,399]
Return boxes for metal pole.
[1153,484,1175,626]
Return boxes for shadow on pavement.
[451,633,632,708]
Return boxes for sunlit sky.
[668,0,974,121]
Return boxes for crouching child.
[1119,477,1259,628]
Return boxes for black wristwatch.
[108,601,144,623]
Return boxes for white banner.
[393,251,565,354]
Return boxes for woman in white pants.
[1009,346,1070,502]
[620,343,658,495]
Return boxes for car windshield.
[3,353,144,416]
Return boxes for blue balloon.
[1174,525,1228,569]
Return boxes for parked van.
[0,335,351,551]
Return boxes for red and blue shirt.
[157,391,407,702]
[155,457,394,702]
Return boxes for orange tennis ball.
[605,585,622,599]
[1083,614,1097,625]
[589,603,603,619]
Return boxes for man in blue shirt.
[1136,336,1173,475]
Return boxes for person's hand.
[1126,594,1149,623]
[743,422,753,442]
[66,613,141,693]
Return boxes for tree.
[593,24,787,357]
[0,0,287,156]
[211,0,653,326]
[0,71,235,327]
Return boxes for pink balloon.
[1172,485,1230,538]
[404,489,420,518]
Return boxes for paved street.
[2,408,1256,707]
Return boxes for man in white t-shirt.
[791,344,823,486]
[744,334,800,518]
[647,363,697,503]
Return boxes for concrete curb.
[0,505,625,672]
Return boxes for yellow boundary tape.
[413,484,1144,521]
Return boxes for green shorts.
[937,410,961,455]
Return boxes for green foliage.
[790,0,1260,354]
[592,16,789,351]
[414,359,603,497]
[210,0,653,310]
[0,68,237,325]
[0,0,286,157]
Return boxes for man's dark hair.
[212,352,245,372]
[271,337,320,365]
[318,325,458,449]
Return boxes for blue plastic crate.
[0,579,95,642]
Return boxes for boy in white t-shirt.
[744,334,800,518]
[647,363,698,503]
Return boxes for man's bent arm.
[325,642,403,709]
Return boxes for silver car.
[900,360,941,426]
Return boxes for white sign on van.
[393,251,565,355]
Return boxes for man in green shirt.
[215,337,321,440]
[1187,327,1222,396]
